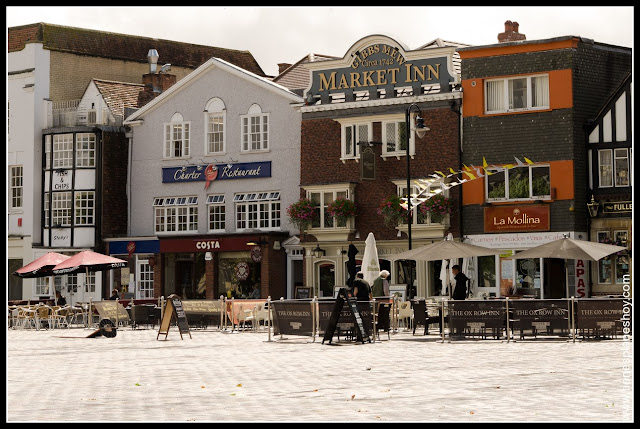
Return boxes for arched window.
[240,104,269,152]
[204,98,226,154]
[164,112,190,158]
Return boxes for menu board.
[93,301,130,324]
[157,294,191,340]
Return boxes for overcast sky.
[6,6,634,77]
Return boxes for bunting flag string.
[400,156,535,210]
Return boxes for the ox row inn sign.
[304,35,457,104]
[163,161,271,189]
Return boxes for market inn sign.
[162,161,271,189]
[304,35,456,104]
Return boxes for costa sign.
[484,205,550,233]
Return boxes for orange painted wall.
[461,160,574,205]
[462,69,573,117]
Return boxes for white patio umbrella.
[361,233,380,287]
[389,236,499,262]
[513,235,626,298]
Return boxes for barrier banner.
[271,301,314,336]
[575,298,632,337]
[448,300,505,339]
[317,300,373,336]
[93,301,130,324]
[510,299,570,338]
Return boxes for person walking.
[451,265,469,300]
[371,270,390,298]
[352,271,372,302]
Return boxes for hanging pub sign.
[305,36,455,104]
[162,161,271,186]
[360,146,376,180]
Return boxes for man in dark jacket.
[352,272,371,301]
[451,265,469,300]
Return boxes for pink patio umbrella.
[13,252,71,279]
[52,251,128,306]
[51,250,127,275]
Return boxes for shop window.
[485,74,549,114]
[154,196,198,233]
[597,231,630,285]
[164,113,190,159]
[235,192,280,231]
[241,104,269,152]
[486,165,550,201]
[138,260,154,299]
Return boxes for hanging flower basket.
[327,198,357,227]
[377,194,408,228]
[286,198,317,232]
[420,194,453,223]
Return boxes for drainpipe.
[450,98,463,239]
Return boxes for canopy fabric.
[52,250,127,275]
[512,237,626,261]
[361,233,380,286]
[13,252,71,278]
[389,239,499,262]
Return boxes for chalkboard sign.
[322,288,370,344]
[295,286,312,299]
[157,294,192,340]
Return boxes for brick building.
[458,23,631,298]
[296,35,465,299]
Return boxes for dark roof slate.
[8,22,266,77]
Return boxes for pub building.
[295,35,465,298]
[114,57,303,301]
[458,22,631,298]
[586,74,632,296]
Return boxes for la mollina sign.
[484,205,550,233]
[305,36,455,103]
[162,161,271,189]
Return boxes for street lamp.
[405,103,429,250]
[404,103,429,299]
[587,196,600,218]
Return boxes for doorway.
[544,258,566,299]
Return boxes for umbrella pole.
[565,259,570,299]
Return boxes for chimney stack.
[142,49,176,94]
[498,20,526,43]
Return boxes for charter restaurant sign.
[163,161,271,189]
[484,206,550,233]
[305,36,455,103]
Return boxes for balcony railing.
[48,100,123,128]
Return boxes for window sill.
[306,227,355,241]
[396,221,449,239]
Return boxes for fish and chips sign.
[304,35,456,104]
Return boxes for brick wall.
[301,106,461,241]
[100,130,129,239]
[49,51,194,101]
